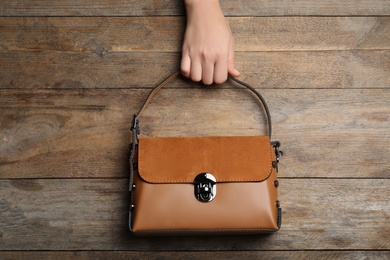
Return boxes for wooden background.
[1,0,389,259]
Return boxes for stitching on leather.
[138,136,273,183]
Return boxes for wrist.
[185,0,220,7]
[184,0,224,22]
[184,0,221,13]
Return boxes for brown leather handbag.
[129,72,282,235]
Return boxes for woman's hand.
[181,0,240,85]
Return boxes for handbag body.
[129,72,282,235]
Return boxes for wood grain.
[1,0,390,16]
[0,179,389,250]
[1,0,388,256]
[1,88,389,179]
[1,17,389,53]
[1,51,390,89]
[1,251,389,260]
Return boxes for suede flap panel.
[138,136,273,183]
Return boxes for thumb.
[227,39,240,77]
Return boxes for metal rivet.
[130,204,135,211]
[272,161,277,168]
[132,184,136,190]
[276,200,280,208]
[133,163,138,170]
[274,180,279,187]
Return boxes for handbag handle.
[131,71,272,139]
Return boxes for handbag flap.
[138,136,273,183]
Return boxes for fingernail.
[234,68,240,76]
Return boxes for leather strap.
[129,71,273,192]
[132,71,272,138]
[228,74,272,138]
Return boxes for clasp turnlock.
[194,173,216,203]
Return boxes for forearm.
[184,0,225,29]
[184,0,222,15]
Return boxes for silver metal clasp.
[194,173,216,203]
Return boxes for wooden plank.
[0,88,389,179]
[1,251,389,259]
[1,17,390,53]
[1,51,390,89]
[1,0,390,16]
[0,179,389,250]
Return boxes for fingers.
[190,57,202,82]
[181,52,203,83]
[228,59,240,78]
[181,43,237,85]
[202,58,214,85]
[180,54,191,78]
[227,38,240,77]
[181,52,214,85]
[214,57,228,84]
